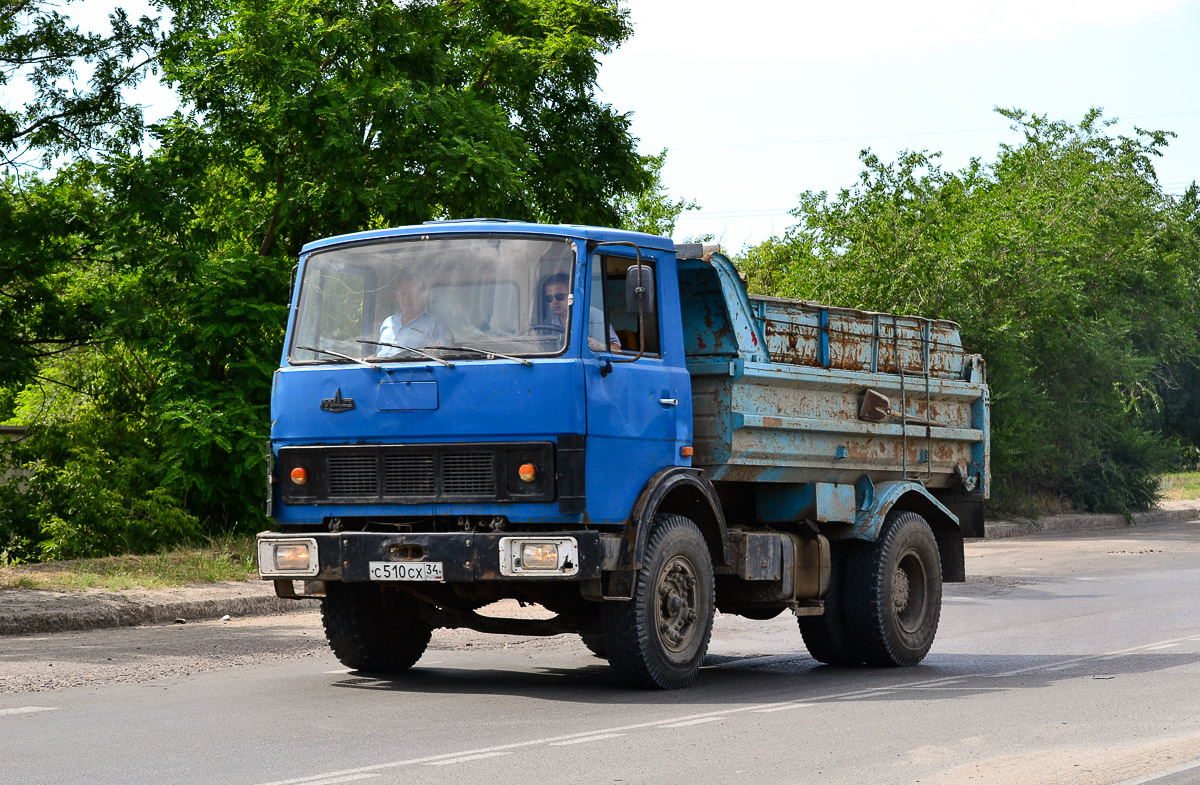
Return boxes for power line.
[671,110,1200,153]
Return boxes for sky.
[597,0,1200,250]
[6,1,1200,253]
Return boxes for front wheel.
[844,510,943,666]
[601,514,715,689]
[321,583,433,673]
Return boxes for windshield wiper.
[296,345,378,370]
[432,345,532,367]
[356,339,454,367]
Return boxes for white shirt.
[378,310,453,357]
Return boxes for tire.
[321,582,433,673]
[798,542,862,665]
[579,633,608,660]
[844,510,943,666]
[601,514,715,689]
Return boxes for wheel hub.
[892,568,911,613]
[894,550,928,633]
[656,558,699,652]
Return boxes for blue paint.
[819,308,830,368]
[851,480,960,541]
[377,380,438,411]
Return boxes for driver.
[377,270,453,357]
[542,273,621,352]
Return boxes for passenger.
[542,273,621,353]
[377,270,453,357]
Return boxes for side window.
[595,254,660,356]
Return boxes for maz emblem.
[320,388,356,413]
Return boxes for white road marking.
[300,775,380,785]
[658,717,722,729]
[987,634,1200,678]
[550,734,627,746]
[752,703,814,713]
[0,707,57,717]
[323,669,353,674]
[426,752,512,766]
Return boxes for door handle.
[659,398,678,406]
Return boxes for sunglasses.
[543,293,568,303]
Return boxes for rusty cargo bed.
[678,255,990,496]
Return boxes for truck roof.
[300,220,678,255]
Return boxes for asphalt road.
[3,522,1200,785]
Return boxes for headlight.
[521,542,559,569]
[258,537,319,577]
[498,537,579,577]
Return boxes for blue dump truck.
[257,220,990,689]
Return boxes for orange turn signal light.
[290,467,308,486]
[518,463,537,482]
[680,446,694,457]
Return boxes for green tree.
[616,148,698,236]
[2,0,660,560]
[739,109,1200,514]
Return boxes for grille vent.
[442,452,496,495]
[327,454,378,496]
[384,454,435,495]
[281,442,553,505]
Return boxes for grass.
[1160,472,1200,501]
[0,536,258,592]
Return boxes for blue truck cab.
[258,220,990,689]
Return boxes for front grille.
[279,442,554,505]
[384,454,435,495]
[442,452,496,495]
[328,454,378,496]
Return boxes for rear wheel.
[798,542,862,665]
[321,583,432,673]
[601,514,715,689]
[844,511,942,666]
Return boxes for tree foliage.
[739,109,1200,513]
[1,0,661,561]
[615,148,698,236]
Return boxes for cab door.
[581,248,689,522]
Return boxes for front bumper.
[257,530,611,583]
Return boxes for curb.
[0,587,320,638]
[984,506,1199,539]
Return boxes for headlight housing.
[257,537,320,577]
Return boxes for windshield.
[289,235,576,363]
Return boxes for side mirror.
[625,265,656,317]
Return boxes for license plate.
[368,561,444,582]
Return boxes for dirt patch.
[924,730,1200,785]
